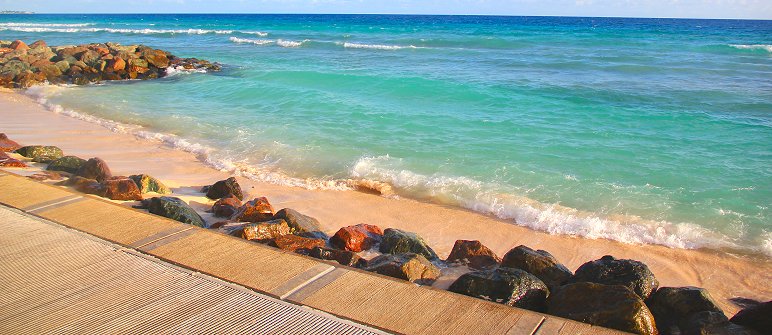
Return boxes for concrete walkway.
[0,170,627,334]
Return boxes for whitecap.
[729,44,772,53]
[341,42,418,50]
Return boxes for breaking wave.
[228,37,306,48]
[729,44,772,53]
[0,26,268,36]
[341,42,419,50]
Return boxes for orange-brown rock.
[0,151,27,167]
[74,157,112,183]
[29,40,47,49]
[60,176,105,196]
[103,177,143,201]
[27,171,65,181]
[446,240,501,269]
[330,223,383,252]
[10,40,29,51]
[242,219,291,241]
[110,57,126,71]
[273,235,326,254]
[0,133,22,152]
[0,47,13,54]
[211,195,241,218]
[94,46,110,56]
[231,197,274,222]
[143,49,170,68]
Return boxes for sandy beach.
[1,89,769,315]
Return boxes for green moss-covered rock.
[15,145,63,161]
[129,174,171,194]
[46,155,86,173]
[138,196,205,227]
[379,228,439,261]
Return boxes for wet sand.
[1,89,769,315]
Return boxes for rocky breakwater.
[0,39,221,88]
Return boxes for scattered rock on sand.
[309,246,366,268]
[647,286,732,335]
[59,176,105,196]
[272,208,322,233]
[0,151,28,167]
[129,174,171,194]
[730,300,771,334]
[103,177,143,201]
[74,157,112,183]
[231,197,274,222]
[446,240,501,270]
[241,219,291,242]
[330,223,383,252]
[449,267,549,311]
[569,255,658,300]
[211,195,241,218]
[27,171,64,181]
[364,253,440,285]
[205,177,244,200]
[273,234,326,254]
[14,145,63,162]
[379,228,439,261]
[0,133,21,152]
[501,245,573,291]
[548,282,658,335]
[139,196,205,227]
[46,155,86,174]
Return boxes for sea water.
[1,14,770,256]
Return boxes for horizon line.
[6,12,772,21]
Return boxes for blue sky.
[2,0,771,20]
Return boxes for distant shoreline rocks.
[0,39,220,88]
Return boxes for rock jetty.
[0,39,220,88]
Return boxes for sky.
[1,0,771,20]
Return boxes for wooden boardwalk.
[0,170,629,334]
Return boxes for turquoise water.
[2,15,770,256]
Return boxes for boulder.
[77,49,101,67]
[74,157,112,183]
[647,286,727,335]
[215,221,251,236]
[501,245,573,290]
[364,253,440,284]
[139,196,205,227]
[110,57,126,71]
[10,40,29,51]
[242,219,291,241]
[54,60,70,73]
[296,230,330,240]
[273,235,326,254]
[570,255,658,300]
[272,208,321,233]
[205,177,244,200]
[379,228,439,261]
[29,40,47,49]
[231,197,274,222]
[0,151,27,167]
[211,195,241,218]
[14,145,64,161]
[309,247,366,268]
[46,155,86,174]
[730,300,771,333]
[59,176,105,196]
[330,223,383,252]
[103,177,143,201]
[128,174,171,194]
[0,133,22,152]
[142,49,170,68]
[449,267,549,311]
[548,282,658,335]
[446,240,501,270]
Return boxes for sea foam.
[729,44,772,53]
[0,26,264,35]
[342,42,418,50]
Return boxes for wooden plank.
[0,174,75,209]
[506,312,545,335]
[534,317,566,335]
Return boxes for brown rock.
[501,245,573,290]
[110,57,126,71]
[242,219,290,241]
[0,47,13,54]
[10,40,29,51]
[330,223,383,252]
[27,171,65,181]
[143,49,170,68]
[446,240,501,269]
[103,177,143,201]
[0,151,27,167]
[28,40,47,49]
[0,133,22,152]
[309,247,366,268]
[59,176,105,196]
[231,197,274,222]
[364,253,440,284]
[74,157,112,182]
[273,235,326,254]
[211,195,241,218]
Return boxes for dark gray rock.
[205,177,243,200]
[501,245,572,291]
[273,208,321,233]
[570,255,658,300]
[138,196,205,227]
[730,300,771,334]
[378,228,438,261]
[309,247,365,268]
[548,282,658,335]
[647,286,730,335]
[449,267,549,312]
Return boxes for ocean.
[1,14,770,256]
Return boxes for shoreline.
[1,88,770,315]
